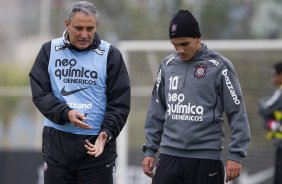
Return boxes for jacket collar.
[63,30,101,52]
[192,43,208,60]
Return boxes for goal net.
[114,39,282,184]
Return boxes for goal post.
[115,39,282,184]
[119,39,282,52]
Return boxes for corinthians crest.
[194,62,207,79]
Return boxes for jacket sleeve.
[217,62,251,163]
[143,66,166,157]
[257,89,282,119]
[29,42,71,124]
[100,45,131,140]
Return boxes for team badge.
[194,62,207,79]
[93,47,105,55]
[55,45,67,51]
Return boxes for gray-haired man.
[29,1,130,184]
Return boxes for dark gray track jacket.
[143,43,251,163]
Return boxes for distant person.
[29,1,130,184]
[142,10,251,184]
[258,61,282,184]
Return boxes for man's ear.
[196,37,201,44]
[65,19,69,27]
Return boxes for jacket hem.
[160,146,222,160]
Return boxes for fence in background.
[1,40,282,184]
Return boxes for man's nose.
[80,30,88,38]
[176,46,184,53]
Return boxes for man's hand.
[68,110,91,129]
[225,160,242,182]
[142,156,155,178]
[84,132,108,157]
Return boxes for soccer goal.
[115,39,282,184]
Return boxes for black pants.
[152,154,224,184]
[43,126,116,184]
[274,147,282,184]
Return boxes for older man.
[29,1,130,184]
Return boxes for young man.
[142,10,251,184]
[258,61,282,184]
[29,1,130,184]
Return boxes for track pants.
[152,154,224,184]
[274,147,282,184]
[42,126,116,184]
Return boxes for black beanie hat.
[169,10,201,39]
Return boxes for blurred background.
[1,0,282,183]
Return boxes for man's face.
[272,70,282,87]
[65,12,97,50]
[170,37,201,61]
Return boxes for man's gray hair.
[66,1,99,22]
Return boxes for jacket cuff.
[144,148,156,157]
[100,129,113,142]
[62,107,72,123]
[229,153,242,163]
